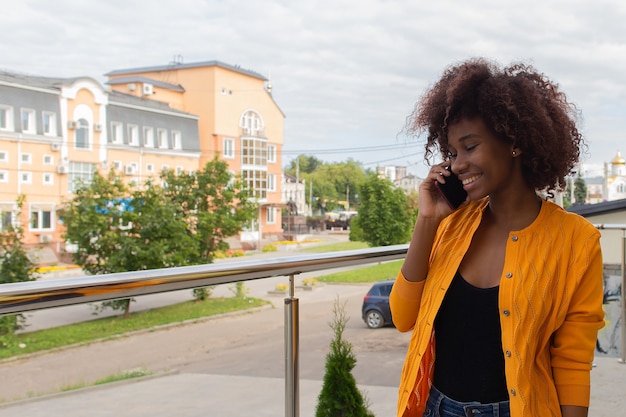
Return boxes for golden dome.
[611,151,625,165]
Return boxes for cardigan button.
[511,235,519,242]
[505,272,513,279]
[505,350,511,357]
[503,310,510,316]
[510,389,517,396]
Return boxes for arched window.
[75,118,89,149]
[239,110,264,136]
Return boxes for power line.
[281,142,417,155]
[361,152,423,166]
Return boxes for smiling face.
[446,117,522,201]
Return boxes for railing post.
[285,274,300,417]
[619,237,626,363]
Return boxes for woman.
[390,58,605,417]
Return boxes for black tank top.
[433,271,509,403]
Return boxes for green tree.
[60,172,197,317]
[286,156,368,213]
[160,157,257,264]
[285,154,323,175]
[573,173,588,204]
[315,298,375,417]
[348,215,364,242]
[0,195,37,346]
[60,158,256,316]
[354,174,412,247]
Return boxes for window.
[20,172,32,184]
[43,112,57,136]
[223,138,235,159]
[21,108,36,133]
[241,138,268,166]
[43,155,54,165]
[172,131,182,149]
[0,204,15,231]
[242,169,267,199]
[239,110,264,136]
[75,118,89,149]
[0,105,14,131]
[113,160,122,171]
[0,170,8,183]
[0,151,7,162]
[176,166,184,175]
[30,205,53,231]
[143,126,154,147]
[268,173,276,192]
[266,207,276,224]
[68,162,96,193]
[157,129,168,148]
[267,144,276,163]
[128,124,139,146]
[43,173,54,185]
[20,153,32,164]
[146,163,154,173]
[111,122,123,144]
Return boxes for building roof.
[105,60,267,81]
[567,198,626,217]
[108,90,198,118]
[0,70,88,90]
[107,76,185,92]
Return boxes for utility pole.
[295,157,300,215]
[309,178,313,216]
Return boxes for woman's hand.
[418,162,456,221]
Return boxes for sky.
[1,0,625,178]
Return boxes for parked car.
[361,279,395,329]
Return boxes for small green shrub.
[262,244,277,252]
[315,298,375,417]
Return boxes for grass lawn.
[299,240,369,253]
[1,296,268,360]
[316,259,402,283]
[301,240,402,283]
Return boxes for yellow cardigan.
[390,199,605,417]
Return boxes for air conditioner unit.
[67,121,77,129]
[124,165,136,175]
[142,83,154,95]
[57,164,69,175]
[93,123,102,132]
[51,143,61,152]
[39,234,53,244]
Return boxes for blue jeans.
[423,385,510,417]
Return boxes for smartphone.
[434,170,468,210]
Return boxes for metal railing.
[0,245,409,417]
[593,224,626,364]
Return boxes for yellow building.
[0,60,283,263]
[106,60,285,240]
[0,70,201,262]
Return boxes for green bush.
[315,298,375,417]
[262,244,277,252]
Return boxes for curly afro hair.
[406,57,584,192]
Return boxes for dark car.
[361,279,395,329]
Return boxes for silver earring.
[512,151,517,156]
